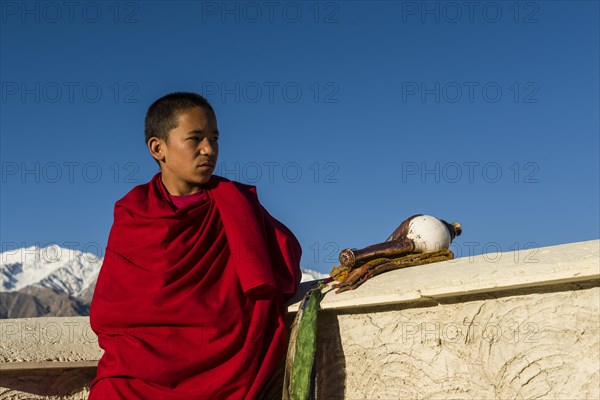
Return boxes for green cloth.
[283,287,323,400]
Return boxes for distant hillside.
[0,286,89,319]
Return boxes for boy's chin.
[195,173,214,185]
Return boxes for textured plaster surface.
[315,282,600,400]
[1,317,100,365]
[0,318,98,399]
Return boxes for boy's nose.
[199,139,216,156]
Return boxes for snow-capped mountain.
[1,245,101,297]
[0,245,328,314]
[301,268,328,282]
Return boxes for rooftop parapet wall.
[288,239,600,311]
[1,240,599,399]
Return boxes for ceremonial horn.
[338,214,462,268]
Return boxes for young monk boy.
[89,92,302,399]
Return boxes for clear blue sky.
[1,1,598,273]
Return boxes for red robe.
[89,173,302,399]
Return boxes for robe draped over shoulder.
[89,173,302,399]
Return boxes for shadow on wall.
[0,367,96,397]
[316,310,346,399]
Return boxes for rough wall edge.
[311,273,600,312]
[0,360,97,371]
[287,239,600,312]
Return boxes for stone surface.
[0,317,100,365]
[315,281,600,399]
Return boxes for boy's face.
[149,107,219,195]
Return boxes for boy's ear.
[148,137,165,162]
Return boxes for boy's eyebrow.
[186,129,219,135]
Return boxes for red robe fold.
[89,173,302,399]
